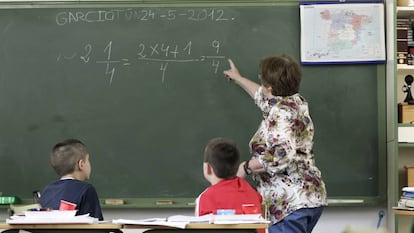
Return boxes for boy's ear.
[77,159,85,170]
[205,163,213,175]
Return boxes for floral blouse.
[250,87,327,224]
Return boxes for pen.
[28,208,52,211]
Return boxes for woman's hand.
[222,59,260,98]
[249,157,265,173]
[237,158,266,178]
[223,59,242,81]
[237,161,248,178]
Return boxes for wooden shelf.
[399,143,414,147]
[397,64,414,71]
[398,123,414,127]
[397,6,414,17]
[395,5,414,233]
[395,209,414,216]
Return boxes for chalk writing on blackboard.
[54,8,233,83]
[55,8,234,26]
[57,40,226,84]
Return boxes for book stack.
[397,18,410,64]
[397,187,414,209]
[6,211,98,224]
[408,20,414,65]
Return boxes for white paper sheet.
[113,214,269,229]
[7,215,98,224]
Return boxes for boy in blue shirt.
[39,139,103,220]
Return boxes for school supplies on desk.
[6,210,98,224]
[59,200,77,210]
[24,210,77,218]
[211,214,269,224]
[113,218,187,229]
[113,214,270,229]
[7,215,98,224]
[9,203,42,215]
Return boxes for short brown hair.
[259,54,302,96]
[50,139,88,176]
[204,138,240,179]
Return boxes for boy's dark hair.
[50,139,88,177]
[204,138,240,179]
[260,54,302,97]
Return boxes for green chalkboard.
[0,1,386,205]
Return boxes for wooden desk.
[124,223,267,233]
[0,223,121,230]
[123,223,268,229]
[0,222,267,232]
[0,223,122,233]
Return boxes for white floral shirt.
[250,87,328,224]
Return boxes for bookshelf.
[394,6,414,233]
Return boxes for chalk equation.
[57,40,226,84]
[56,8,235,26]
